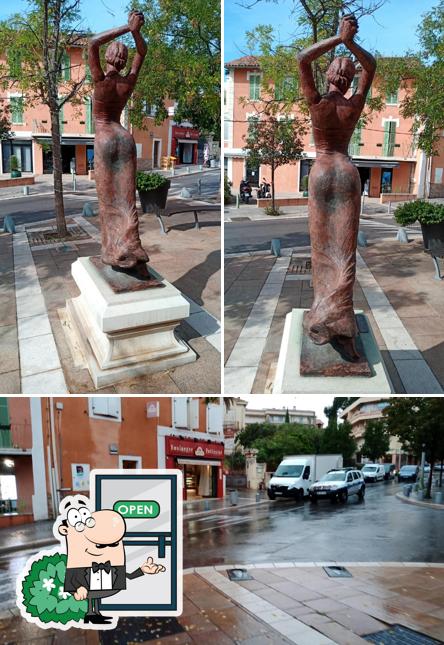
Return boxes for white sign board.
[71,463,90,491]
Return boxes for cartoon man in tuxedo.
[57,496,165,625]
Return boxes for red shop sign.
[166,437,224,459]
[172,126,199,139]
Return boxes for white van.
[267,454,343,501]
[361,463,385,482]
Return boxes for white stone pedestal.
[273,308,393,394]
[66,257,196,388]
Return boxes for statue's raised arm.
[341,16,376,104]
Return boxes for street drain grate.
[27,224,90,247]
[99,617,185,644]
[363,625,442,644]
[231,216,251,221]
[227,568,254,581]
[323,566,352,578]
[288,257,312,274]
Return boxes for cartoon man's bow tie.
[92,561,111,573]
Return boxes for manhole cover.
[99,617,185,644]
[227,568,254,581]
[28,224,90,246]
[323,566,352,578]
[288,257,312,274]
[364,625,442,644]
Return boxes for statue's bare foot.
[334,335,361,362]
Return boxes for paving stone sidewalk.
[224,237,444,394]
[0,204,221,393]
[1,563,443,644]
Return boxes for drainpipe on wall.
[29,398,49,520]
[49,397,61,511]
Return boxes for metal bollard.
[198,164,203,171]
[387,201,391,215]
[187,166,191,174]
[204,500,210,511]
[22,185,29,196]
[434,491,443,504]
[236,194,240,208]
[229,490,238,506]
[197,179,202,195]
[271,238,281,257]
[255,492,260,502]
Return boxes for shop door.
[246,160,259,186]
[61,145,76,174]
[358,167,370,195]
[381,168,393,193]
[181,142,193,164]
[211,467,218,497]
[153,140,160,167]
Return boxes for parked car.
[383,464,397,480]
[267,454,343,501]
[309,469,365,504]
[361,464,385,482]
[398,465,419,482]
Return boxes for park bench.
[155,199,221,234]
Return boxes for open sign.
[113,500,160,518]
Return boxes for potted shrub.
[394,199,444,251]
[136,171,170,213]
[9,155,22,178]
[301,174,309,197]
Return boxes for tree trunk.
[271,163,275,212]
[440,460,443,487]
[426,457,435,499]
[49,104,67,237]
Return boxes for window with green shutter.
[59,102,64,134]
[85,96,94,134]
[85,64,92,83]
[349,123,362,156]
[386,88,398,104]
[0,398,9,429]
[383,121,396,156]
[10,97,24,124]
[275,76,297,101]
[249,73,261,100]
[62,52,71,81]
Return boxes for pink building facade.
[0,45,201,176]
[224,56,444,199]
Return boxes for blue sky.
[0,0,129,32]
[224,0,438,62]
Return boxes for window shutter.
[383,122,390,155]
[173,398,189,428]
[389,122,396,155]
[86,97,94,134]
[250,74,260,100]
[207,403,222,434]
[0,398,10,429]
[63,53,71,81]
[10,98,23,124]
[349,124,362,157]
[107,398,121,419]
[189,399,200,430]
[59,102,64,134]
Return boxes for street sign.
[90,469,183,617]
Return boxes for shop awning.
[177,458,221,466]
[352,159,401,168]
[32,134,95,146]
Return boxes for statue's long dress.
[304,127,361,345]
[93,101,148,269]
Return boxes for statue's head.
[326,57,356,94]
[105,41,128,72]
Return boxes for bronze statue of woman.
[88,11,149,271]
[297,15,376,360]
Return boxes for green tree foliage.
[0,101,11,140]
[129,0,220,135]
[384,398,444,498]
[235,422,277,449]
[225,449,246,472]
[320,421,357,465]
[324,397,358,430]
[253,424,323,470]
[243,114,306,211]
[0,0,87,236]
[376,1,444,156]
[361,420,390,462]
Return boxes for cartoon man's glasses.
[66,507,96,532]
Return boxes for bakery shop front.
[171,126,199,165]
[165,437,224,499]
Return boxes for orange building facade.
[0,46,201,175]
[0,397,224,524]
[224,56,444,199]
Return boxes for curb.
[0,537,57,558]
[396,492,444,510]
[184,498,271,520]
[184,561,444,575]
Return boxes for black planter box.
[138,180,171,214]
[421,221,444,252]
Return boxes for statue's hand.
[128,10,145,33]
[339,15,358,43]
[141,556,166,575]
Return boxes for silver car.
[309,469,365,503]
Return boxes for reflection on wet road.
[184,481,444,568]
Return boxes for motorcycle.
[239,182,252,203]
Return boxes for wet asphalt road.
[183,481,444,568]
[0,482,443,611]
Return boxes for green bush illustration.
[21,552,87,624]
